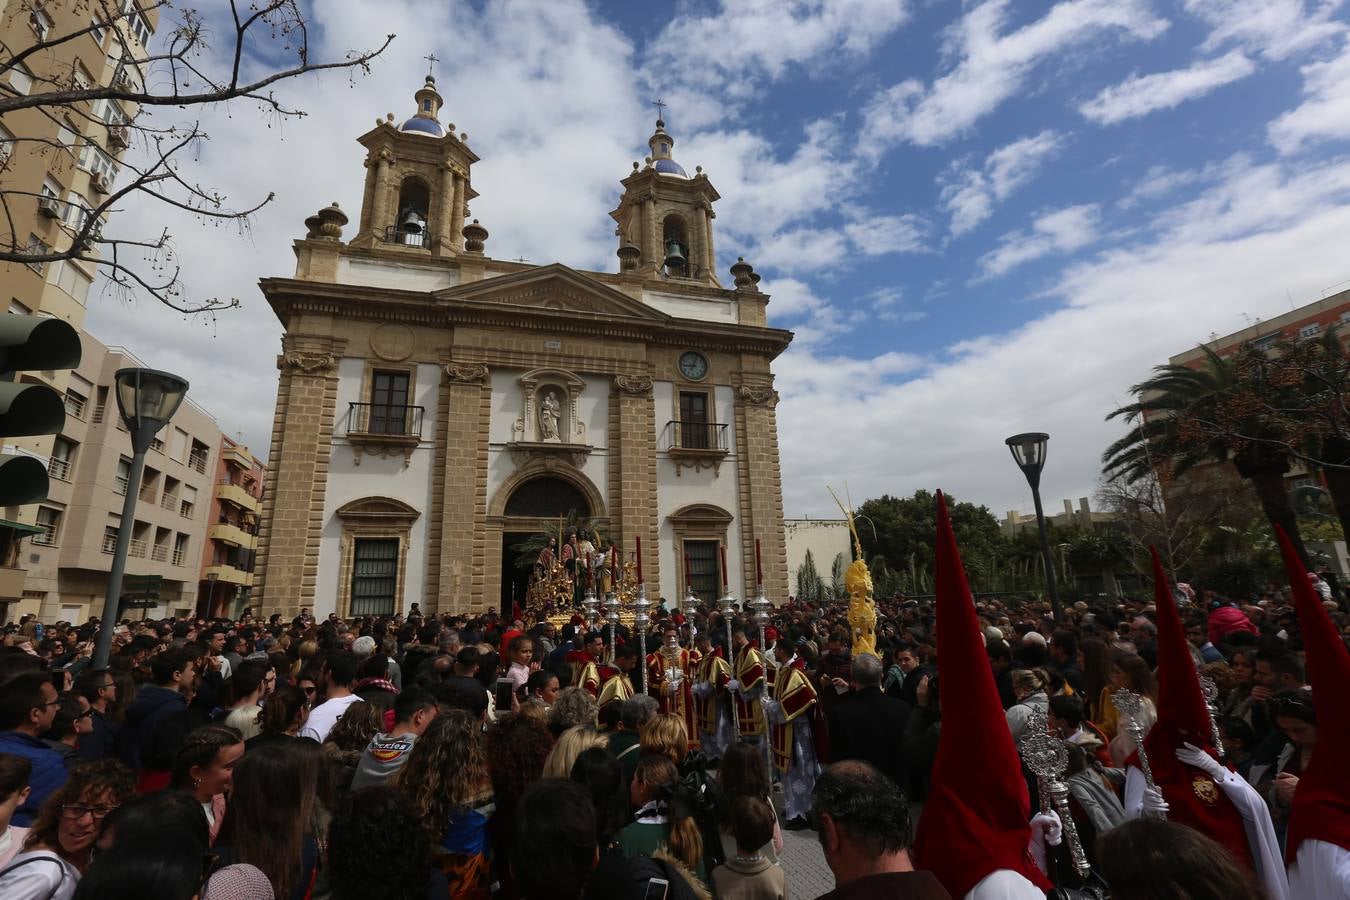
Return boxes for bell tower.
[610,117,722,286]
[350,74,480,257]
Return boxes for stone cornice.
[261,277,793,358]
[614,374,654,395]
[443,362,489,383]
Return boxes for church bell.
[400,205,426,235]
[663,238,687,272]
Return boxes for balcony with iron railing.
[47,457,71,482]
[171,549,186,566]
[128,539,147,558]
[138,482,157,503]
[662,420,730,476]
[188,451,208,474]
[150,545,168,562]
[160,492,178,511]
[345,402,424,465]
[114,474,129,495]
[102,533,118,554]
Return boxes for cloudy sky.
[85,0,1350,519]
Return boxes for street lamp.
[1005,432,1062,622]
[93,368,189,667]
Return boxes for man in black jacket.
[117,647,191,769]
[827,653,910,786]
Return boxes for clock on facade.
[678,351,708,381]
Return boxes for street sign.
[123,598,157,609]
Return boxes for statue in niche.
[539,391,562,442]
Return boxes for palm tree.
[1103,345,1313,568]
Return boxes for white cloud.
[1269,38,1350,153]
[940,130,1066,235]
[647,0,912,127]
[1184,0,1345,61]
[779,155,1350,518]
[859,0,1167,152]
[976,204,1100,278]
[1079,50,1257,124]
[844,212,928,255]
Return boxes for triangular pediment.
[433,263,671,322]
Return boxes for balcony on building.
[662,420,730,476]
[203,563,253,587]
[222,444,255,470]
[215,480,260,513]
[344,402,424,466]
[209,521,258,551]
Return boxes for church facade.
[253,78,792,617]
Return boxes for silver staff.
[682,583,698,647]
[1018,708,1091,879]
[751,585,773,769]
[634,582,652,696]
[1198,675,1224,757]
[1112,689,1160,802]
[603,589,620,670]
[721,585,739,738]
[582,583,599,634]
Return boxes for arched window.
[504,476,591,518]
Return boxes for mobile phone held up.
[495,677,515,711]
[643,877,669,900]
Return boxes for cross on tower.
[652,98,667,123]
[423,53,439,77]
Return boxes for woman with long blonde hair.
[395,710,494,900]
[541,725,607,779]
[638,713,688,766]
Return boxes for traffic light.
[0,316,82,506]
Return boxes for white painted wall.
[336,257,459,292]
[654,383,744,603]
[643,290,738,324]
[485,369,611,517]
[314,359,440,616]
[784,519,852,597]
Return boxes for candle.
[684,553,692,591]
[586,551,593,587]
[635,536,643,584]
[719,545,729,588]
[755,539,763,587]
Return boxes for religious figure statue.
[830,487,877,658]
[539,391,561,442]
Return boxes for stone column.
[425,363,490,614]
[612,375,660,594]
[372,152,393,240]
[644,196,658,271]
[254,340,343,617]
[732,380,788,602]
[437,165,456,254]
[704,208,717,279]
[451,175,467,251]
[692,203,710,277]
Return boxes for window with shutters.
[350,539,398,616]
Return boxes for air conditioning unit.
[90,173,109,194]
[113,70,133,91]
[37,195,61,217]
[107,126,128,150]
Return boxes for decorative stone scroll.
[736,384,778,407]
[443,362,489,384]
[280,353,338,374]
[614,374,654,395]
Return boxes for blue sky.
[85,0,1350,519]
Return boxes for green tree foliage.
[796,549,825,602]
[855,490,1004,593]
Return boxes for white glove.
[1028,810,1063,876]
[762,699,784,724]
[692,682,712,698]
[1142,786,1170,818]
[1176,742,1228,782]
[727,679,740,692]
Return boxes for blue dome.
[653,158,688,177]
[400,116,445,137]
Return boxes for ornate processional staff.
[1112,688,1161,810]
[720,544,740,737]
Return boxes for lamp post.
[204,571,219,619]
[1005,432,1062,622]
[93,368,189,667]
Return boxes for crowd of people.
[0,513,1344,898]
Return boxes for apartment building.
[198,437,264,619]
[9,331,221,623]
[0,1,159,609]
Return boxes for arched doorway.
[498,475,597,616]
